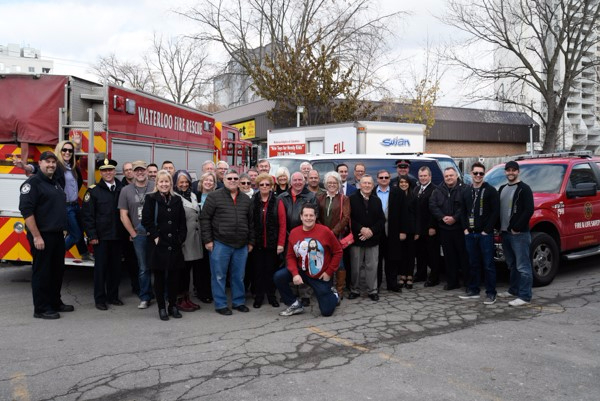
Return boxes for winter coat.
[142,192,187,271]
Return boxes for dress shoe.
[187,299,201,310]
[108,299,124,306]
[57,304,75,312]
[444,284,460,291]
[176,300,195,312]
[200,297,213,304]
[34,310,60,319]
[159,308,169,321]
[424,280,439,287]
[388,286,402,293]
[253,299,263,309]
[301,297,310,307]
[168,306,182,318]
[233,305,250,312]
[95,303,108,311]
[348,292,360,299]
[368,293,380,301]
[215,307,232,316]
[269,299,280,308]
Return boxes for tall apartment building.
[494,2,600,154]
[0,43,53,75]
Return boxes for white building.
[0,43,53,75]
[493,2,600,154]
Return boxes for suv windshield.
[485,163,566,193]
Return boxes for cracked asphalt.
[1,258,599,401]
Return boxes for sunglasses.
[240,181,251,185]
[61,148,74,153]
[397,164,409,168]
[226,177,239,181]
[259,183,271,187]
[472,171,485,176]
[378,176,390,179]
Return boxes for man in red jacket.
[274,203,343,317]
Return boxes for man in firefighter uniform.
[19,151,73,319]
[82,159,125,311]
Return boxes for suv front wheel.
[530,232,559,287]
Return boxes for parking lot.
[1,258,599,401]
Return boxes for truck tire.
[530,232,559,287]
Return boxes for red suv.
[485,151,600,286]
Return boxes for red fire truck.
[0,74,251,264]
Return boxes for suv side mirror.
[566,182,597,198]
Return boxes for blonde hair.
[255,172,274,187]
[54,140,77,179]
[154,169,174,194]
[199,172,217,192]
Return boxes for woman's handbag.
[338,194,354,249]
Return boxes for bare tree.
[443,0,600,152]
[90,36,215,107]
[145,34,213,106]
[184,0,403,120]
[91,54,156,92]
[398,40,445,135]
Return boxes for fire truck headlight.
[14,221,24,234]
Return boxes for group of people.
[17,144,534,321]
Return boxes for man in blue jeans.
[275,203,343,317]
[459,162,499,304]
[118,160,154,309]
[498,160,534,306]
[200,169,255,316]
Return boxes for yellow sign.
[233,120,256,140]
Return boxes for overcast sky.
[0,0,472,106]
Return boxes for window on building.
[42,68,50,73]
[28,67,35,72]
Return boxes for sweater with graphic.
[286,223,343,279]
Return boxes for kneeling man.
[274,203,343,317]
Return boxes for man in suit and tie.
[413,166,441,286]
[336,163,357,196]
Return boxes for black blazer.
[349,191,385,247]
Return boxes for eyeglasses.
[61,148,74,153]
[378,176,390,179]
[326,182,338,186]
[226,177,239,181]
[472,172,485,176]
[240,181,251,185]
[259,183,271,187]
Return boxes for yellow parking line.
[308,326,370,352]
[308,326,502,401]
[10,372,30,401]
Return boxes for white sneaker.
[508,298,530,307]
[497,291,515,298]
[279,300,304,316]
[138,300,149,309]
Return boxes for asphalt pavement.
[0,258,598,401]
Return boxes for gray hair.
[324,171,341,186]
[225,168,239,176]
[275,166,290,180]
[217,160,229,168]
[300,161,312,169]
[202,160,215,169]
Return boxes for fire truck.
[214,121,253,173]
[0,74,251,264]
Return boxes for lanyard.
[470,187,485,217]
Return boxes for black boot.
[168,305,182,318]
[159,308,169,321]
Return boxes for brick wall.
[425,141,525,157]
